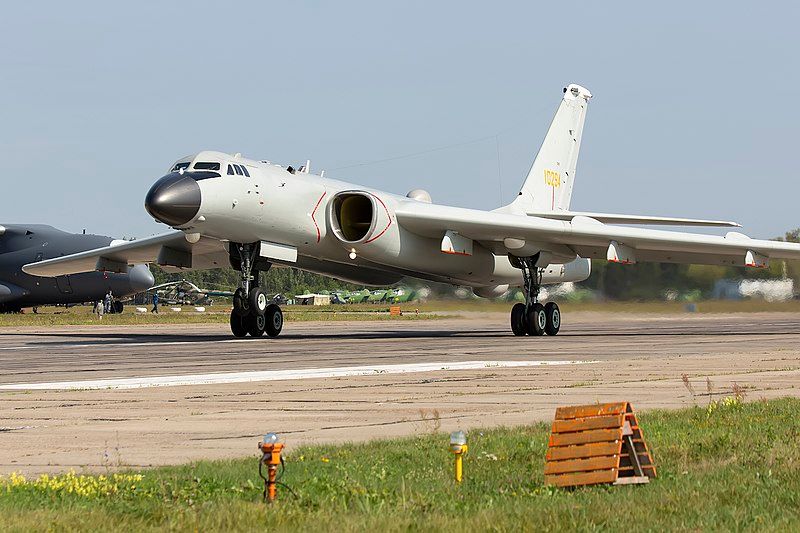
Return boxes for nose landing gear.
[510,255,560,337]
[229,243,283,338]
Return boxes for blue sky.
[1,1,798,238]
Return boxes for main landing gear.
[229,243,283,339]
[509,255,560,337]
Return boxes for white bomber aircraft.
[24,84,800,338]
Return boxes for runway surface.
[2,312,800,474]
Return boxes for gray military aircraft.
[22,84,800,338]
[0,224,154,313]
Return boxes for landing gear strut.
[509,255,560,337]
[230,243,283,338]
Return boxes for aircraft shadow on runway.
[2,326,796,347]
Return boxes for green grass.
[2,398,799,531]
[2,298,799,328]
[411,298,800,314]
[0,305,449,327]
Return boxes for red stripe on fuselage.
[311,192,327,243]
[365,194,392,244]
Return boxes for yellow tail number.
[544,169,561,188]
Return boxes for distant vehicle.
[345,289,371,304]
[271,293,289,306]
[0,224,153,313]
[148,279,234,306]
[330,292,347,305]
[386,288,417,303]
[367,290,389,303]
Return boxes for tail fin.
[505,83,592,214]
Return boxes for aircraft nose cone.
[145,173,201,226]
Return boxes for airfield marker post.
[259,433,284,503]
[449,431,468,483]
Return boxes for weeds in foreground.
[1,471,144,499]
[681,373,696,402]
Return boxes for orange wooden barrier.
[544,402,656,487]
[389,306,402,316]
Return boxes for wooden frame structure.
[544,402,656,487]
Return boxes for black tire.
[230,310,248,337]
[112,301,124,314]
[544,302,561,336]
[510,303,526,336]
[527,303,546,336]
[264,304,283,338]
[249,287,268,316]
[233,288,249,316]
[247,313,266,337]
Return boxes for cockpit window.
[227,164,235,175]
[171,162,190,172]
[194,162,220,171]
[233,165,243,176]
[241,166,251,177]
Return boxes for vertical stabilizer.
[504,84,592,214]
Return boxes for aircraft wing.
[395,202,800,267]
[22,231,230,277]
[526,211,741,227]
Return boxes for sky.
[1,1,798,239]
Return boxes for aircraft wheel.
[510,303,527,336]
[249,287,268,315]
[113,301,124,314]
[233,288,249,316]
[247,313,266,337]
[230,310,248,337]
[544,302,561,336]
[264,304,283,338]
[527,303,546,336]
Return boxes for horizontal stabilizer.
[527,211,741,227]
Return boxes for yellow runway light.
[449,430,468,483]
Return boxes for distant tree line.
[150,265,361,296]
[151,228,800,300]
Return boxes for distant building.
[295,293,331,306]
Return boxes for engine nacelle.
[472,284,510,299]
[328,191,401,260]
[540,257,592,284]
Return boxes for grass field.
[2,298,799,328]
[0,304,449,328]
[2,398,798,531]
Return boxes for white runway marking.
[0,360,597,391]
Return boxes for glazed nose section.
[145,172,201,226]
[128,264,155,292]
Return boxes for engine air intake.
[330,193,375,243]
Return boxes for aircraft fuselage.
[145,153,590,289]
[0,224,154,311]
